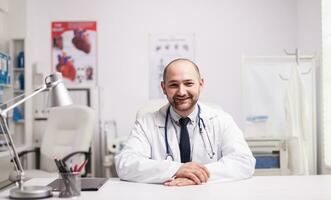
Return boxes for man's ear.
[199,78,205,88]
[161,81,166,94]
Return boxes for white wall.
[297,0,322,54]
[0,0,8,50]
[3,0,25,39]
[26,0,302,139]
[0,10,5,51]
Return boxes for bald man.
[115,58,255,186]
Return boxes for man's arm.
[115,117,210,184]
[205,114,256,182]
[115,118,182,183]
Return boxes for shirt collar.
[169,104,199,125]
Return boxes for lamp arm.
[0,84,51,109]
[1,85,47,116]
[0,84,49,189]
[0,114,24,188]
[0,93,26,109]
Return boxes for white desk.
[0,175,331,200]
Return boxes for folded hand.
[174,162,210,185]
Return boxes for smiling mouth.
[174,97,190,103]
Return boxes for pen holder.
[58,172,81,198]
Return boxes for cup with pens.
[54,158,88,198]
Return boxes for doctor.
[115,58,255,186]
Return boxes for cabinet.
[8,38,26,144]
[247,138,289,176]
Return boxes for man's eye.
[185,82,194,86]
[169,84,178,88]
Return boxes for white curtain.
[285,64,310,175]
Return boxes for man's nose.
[177,85,187,95]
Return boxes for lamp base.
[9,186,52,199]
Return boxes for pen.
[73,164,78,172]
[54,158,66,173]
[60,159,69,172]
[77,159,88,172]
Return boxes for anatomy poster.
[52,21,97,85]
[149,34,195,99]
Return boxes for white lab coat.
[115,103,255,183]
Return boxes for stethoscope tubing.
[164,104,215,161]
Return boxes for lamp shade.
[47,73,73,107]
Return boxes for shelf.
[7,38,27,160]
[14,119,25,124]
[13,68,24,72]
[14,89,24,94]
[0,84,12,88]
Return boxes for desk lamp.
[0,72,72,199]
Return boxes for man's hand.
[164,177,195,186]
[174,162,210,184]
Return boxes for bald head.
[162,58,201,82]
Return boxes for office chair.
[17,105,95,178]
[135,99,168,119]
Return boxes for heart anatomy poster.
[52,21,97,85]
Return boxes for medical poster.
[149,34,195,99]
[52,21,97,85]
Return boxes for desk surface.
[0,175,330,200]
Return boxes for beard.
[169,94,199,115]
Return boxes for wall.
[0,7,5,50]
[3,0,25,39]
[26,0,301,138]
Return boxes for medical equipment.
[247,138,288,175]
[164,105,215,161]
[103,120,120,177]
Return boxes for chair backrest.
[136,99,168,119]
[40,105,95,172]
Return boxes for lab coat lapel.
[155,104,181,162]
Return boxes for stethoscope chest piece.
[165,154,174,161]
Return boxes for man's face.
[161,61,204,117]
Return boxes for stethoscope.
[164,104,216,161]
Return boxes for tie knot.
[179,117,190,126]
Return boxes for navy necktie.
[179,117,191,163]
